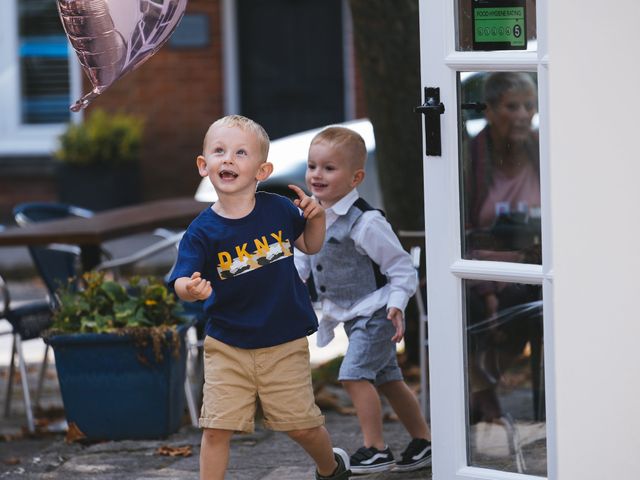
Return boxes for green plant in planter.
[45,271,191,440]
[54,109,145,210]
[49,271,186,363]
[55,109,144,167]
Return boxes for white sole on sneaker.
[392,455,432,472]
[333,447,351,471]
[350,460,396,474]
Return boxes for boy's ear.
[256,161,273,181]
[196,155,208,177]
[351,169,366,187]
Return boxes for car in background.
[194,118,384,209]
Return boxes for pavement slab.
[1,363,432,480]
[0,420,432,479]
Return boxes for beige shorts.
[199,335,324,433]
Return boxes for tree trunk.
[349,0,423,231]
[349,0,424,365]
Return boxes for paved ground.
[0,360,432,480]
[0,235,546,479]
[0,258,427,478]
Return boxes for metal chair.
[1,272,52,433]
[13,202,97,305]
[410,245,430,418]
[13,202,94,226]
[14,203,202,427]
[5,203,102,432]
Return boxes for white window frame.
[0,0,82,156]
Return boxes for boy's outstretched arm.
[289,184,325,254]
[174,271,212,302]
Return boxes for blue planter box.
[48,325,188,440]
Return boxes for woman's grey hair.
[484,72,537,107]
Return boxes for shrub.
[55,109,144,167]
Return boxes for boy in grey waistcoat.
[295,126,432,474]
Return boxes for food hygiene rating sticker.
[472,0,527,51]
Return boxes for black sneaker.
[316,448,351,479]
[394,438,432,472]
[349,446,395,474]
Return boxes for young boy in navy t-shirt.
[170,115,350,480]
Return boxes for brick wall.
[94,0,224,202]
[0,0,368,221]
[0,158,56,222]
[0,0,224,221]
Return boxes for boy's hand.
[186,272,212,300]
[387,307,405,343]
[288,184,324,220]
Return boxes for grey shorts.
[338,308,404,386]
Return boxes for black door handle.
[461,102,486,112]
[414,87,445,156]
[415,103,445,115]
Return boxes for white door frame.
[419,1,555,479]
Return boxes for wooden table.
[0,197,208,271]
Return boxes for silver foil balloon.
[57,0,188,111]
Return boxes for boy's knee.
[377,379,402,393]
[341,379,368,391]
[287,426,321,443]
[202,428,233,444]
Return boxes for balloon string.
[70,89,101,112]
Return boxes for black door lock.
[414,87,445,156]
[461,102,486,112]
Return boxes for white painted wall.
[548,1,640,478]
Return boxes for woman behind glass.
[463,72,543,425]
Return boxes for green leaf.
[50,271,185,334]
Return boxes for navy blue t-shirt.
[169,192,318,348]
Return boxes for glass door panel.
[458,71,547,475]
[459,71,541,265]
[464,279,546,475]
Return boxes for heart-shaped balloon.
[57,0,188,112]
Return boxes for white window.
[0,0,81,155]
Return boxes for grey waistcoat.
[310,200,386,309]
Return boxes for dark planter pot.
[56,163,140,211]
[47,324,188,440]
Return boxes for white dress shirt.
[295,189,418,346]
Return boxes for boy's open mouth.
[311,182,327,189]
[219,169,238,180]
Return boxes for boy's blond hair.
[310,126,367,170]
[204,115,270,162]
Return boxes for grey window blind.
[19,0,71,124]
